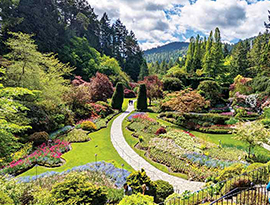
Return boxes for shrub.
[124,89,136,98]
[198,80,222,106]
[217,163,245,182]
[155,127,167,135]
[51,173,107,205]
[62,129,90,142]
[0,190,14,205]
[154,180,174,203]
[245,163,264,173]
[81,121,97,131]
[29,131,49,146]
[162,77,183,91]
[126,169,156,198]
[225,117,239,125]
[49,126,73,139]
[111,82,124,110]
[137,84,148,110]
[161,89,210,112]
[261,118,270,128]
[105,188,124,204]
[119,193,156,205]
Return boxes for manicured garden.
[3,99,134,177]
[122,110,270,183]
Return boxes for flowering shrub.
[81,121,97,131]
[0,140,70,175]
[155,127,167,135]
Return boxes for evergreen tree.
[137,84,147,110]
[224,44,229,58]
[100,13,113,56]
[138,59,149,81]
[14,0,64,53]
[210,27,224,77]
[192,35,202,72]
[230,41,248,77]
[202,31,213,76]
[111,82,124,110]
[185,37,195,73]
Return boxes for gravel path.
[110,103,204,193]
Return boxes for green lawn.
[148,113,270,158]
[122,113,189,179]
[19,99,134,177]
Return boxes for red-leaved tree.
[139,75,163,105]
[89,72,114,102]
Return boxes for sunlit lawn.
[19,99,134,177]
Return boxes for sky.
[90,0,270,50]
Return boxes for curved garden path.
[110,103,204,193]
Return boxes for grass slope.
[20,99,134,177]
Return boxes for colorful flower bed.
[16,161,130,188]
[128,112,156,122]
[0,140,70,176]
[183,153,236,169]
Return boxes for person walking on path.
[123,183,133,196]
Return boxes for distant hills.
[143,42,189,63]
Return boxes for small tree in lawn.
[233,121,270,158]
[111,82,124,110]
[137,84,147,110]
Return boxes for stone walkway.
[110,103,204,193]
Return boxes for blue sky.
[90,0,270,50]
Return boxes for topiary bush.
[137,84,148,110]
[29,131,49,146]
[51,173,107,205]
[126,169,156,198]
[0,190,14,205]
[111,82,124,110]
[162,77,183,91]
[81,121,97,131]
[119,193,156,205]
[154,180,174,203]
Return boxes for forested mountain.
[144,42,189,63]
[0,0,147,81]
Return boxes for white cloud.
[89,0,270,50]
[177,0,270,42]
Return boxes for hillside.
[143,42,189,63]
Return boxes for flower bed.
[128,112,156,122]
[0,140,70,176]
[16,161,130,188]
